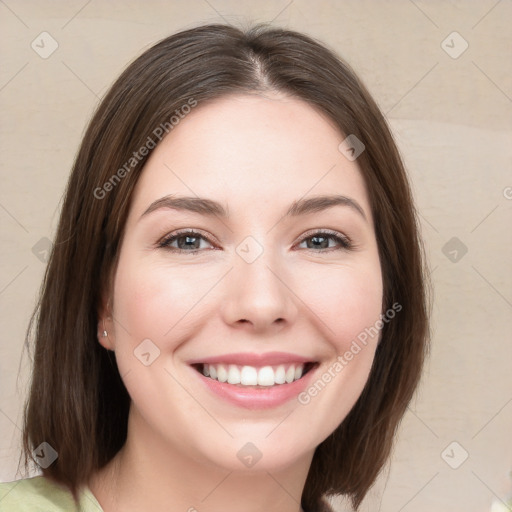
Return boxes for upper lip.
[188,352,315,367]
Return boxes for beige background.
[1,1,511,511]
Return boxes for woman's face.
[101,92,383,472]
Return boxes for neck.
[89,406,312,512]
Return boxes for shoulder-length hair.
[21,22,430,511]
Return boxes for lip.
[189,359,319,410]
[187,351,314,367]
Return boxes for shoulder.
[0,476,102,512]
[0,476,76,511]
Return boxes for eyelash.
[157,229,353,254]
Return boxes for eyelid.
[294,228,353,251]
[157,228,354,254]
[156,228,218,251]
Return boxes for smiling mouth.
[191,362,318,388]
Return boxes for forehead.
[127,93,372,224]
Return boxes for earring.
[102,330,108,337]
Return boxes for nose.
[220,248,299,333]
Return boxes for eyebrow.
[140,194,367,222]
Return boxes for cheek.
[299,260,383,351]
[110,257,212,415]
[295,263,383,425]
[114,250,383,358]
[113,257,213,347]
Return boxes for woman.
[0,23,430,512]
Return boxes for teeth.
[257,366,274,386]
[217,364,228,383]
[285,365,295,383]
[274,365,286,384]
[199,363,307,387]
[227,365,241,384]
[240,366,258,385]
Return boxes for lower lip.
[192,365,317,410]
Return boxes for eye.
[295,230,352,252]
[157,229,353,255]
[157,230,216,254]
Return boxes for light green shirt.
[0,476,103,512]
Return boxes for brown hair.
[21,22,430,510]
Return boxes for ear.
[97,293,116,351]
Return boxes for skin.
[89,92,383,512]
